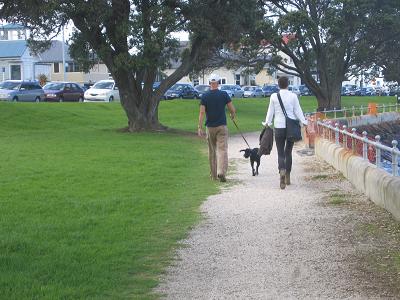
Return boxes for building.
[35,40,109,84]
[0,24,36,81]
[0,23,109,84]
[161,41,301,87]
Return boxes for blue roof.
[0,24,25,30]
[0,40,27,58]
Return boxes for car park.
[164,83,199,99]
[389,86,400,96]
[243,86,263,98]
[194,84,210,98]
[194,84,210,97]
[84,80,120,102]
[288,85,301,97]
[299,84,312,96]
[152,81,161,90]
[355,87,376,96]
[342,84,357,96]
[0,80,44,102]
[43,82,84,102]
[262,84,279,97]
[220,84,244,98]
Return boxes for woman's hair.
[278,76,289,89]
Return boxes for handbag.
[277,93,302,142]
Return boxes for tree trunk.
[315,76,342,111]
[115,73,166,132]
[122,93,165,132]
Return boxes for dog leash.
[231,118,251,149]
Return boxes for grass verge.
[0,102,217,299]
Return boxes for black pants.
[274,128,294,172]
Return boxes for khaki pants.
[206,125,228,179]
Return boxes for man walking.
[198,74,236,182]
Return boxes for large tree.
[352,0,400,85]
[252,0,394,110]
[0,0,260,131]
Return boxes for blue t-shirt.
[200,89,231,127]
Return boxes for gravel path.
[155,132,400,299]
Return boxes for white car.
[84,80,120,102]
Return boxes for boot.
[279,169,286,190]
[285,172,291,185]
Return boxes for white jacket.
[262,89,308,128]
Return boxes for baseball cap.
[209,74,220,83]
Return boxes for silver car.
[243,86,263,98]
[194,84,210,98]
[0,80,44,102]
[220,84,244,98]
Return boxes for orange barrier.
[368,103,377,115]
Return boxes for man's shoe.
[217,174,226,182]
[285,172,291,185]
[279,169,286,190]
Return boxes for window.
[0,30,7,40]
[10,65,21,80]
[221,78,226,84]
[235,74,240,85]
[65,62,82,73]
[54,63,59,73]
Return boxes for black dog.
[240,148,261,176]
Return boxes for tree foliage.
[0,0,260,131]
[247,0,398,110]
[352,0,400,85]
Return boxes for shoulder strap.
[277,92,288,118]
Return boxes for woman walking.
[262,76,308,189]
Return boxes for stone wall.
[315,138,400,221]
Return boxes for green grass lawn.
[0,102,218,299]
[0,95,397,299]
[161,95,397,132]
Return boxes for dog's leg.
[256,160,260,175]
[251,159,255,176]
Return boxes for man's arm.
[227,101,236,120]
[198,104,206,137]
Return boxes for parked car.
[288,85,301,97]
[299,84,312,96]
[164,83,199,99]
[243,86,263,98]
[0,80,44,102]
[220,84,244,98]
[152,81,161,91]
[342,84,357,96]
[355,87,376,96]
[194,84,210,98]
[389,86,400,96]
[43,82,84,102]
[80,82,94,92]
[84,80,120,102]
[262,84,279,97]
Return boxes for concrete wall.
[315,138,400,221]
